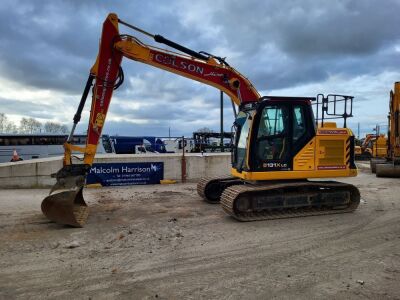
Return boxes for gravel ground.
[0,168,399,299]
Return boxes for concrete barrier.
[0,153,232,188]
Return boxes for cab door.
[251,100,314,171]
[253,104,291,171]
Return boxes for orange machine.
[355,133,387,160]
[373,82,400,177]
[41,13,360,227]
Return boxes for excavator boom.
[114,36,260,106]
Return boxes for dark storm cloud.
[205,0,400,56]
[275,1,399,57]
[0,0,193,93]
[1,0,398,92]
[199,0,400,89]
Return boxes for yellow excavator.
[355,133,387,160]
[371,82,400,177]
[41,13,360,227]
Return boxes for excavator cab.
[233,97,316,173]
[200,94,359,221]
[231,94,356,177]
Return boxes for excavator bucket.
[41,165,89,227]
[41,187,88,227]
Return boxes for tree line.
[0,113,69,134]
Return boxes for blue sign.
[86,162,164,186]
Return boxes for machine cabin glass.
[232,110,253,171]
[256,105,289,162]
[251,100,315,171]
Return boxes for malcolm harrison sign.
[86,162,164,186]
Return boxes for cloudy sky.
[0,0,399,138]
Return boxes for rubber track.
[220,181,360,221]
[197,176,237,203]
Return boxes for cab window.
[256,106,289,161]
[257,106,286,138]
[293,106,306,143]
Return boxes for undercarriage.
[198,177,360,221]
